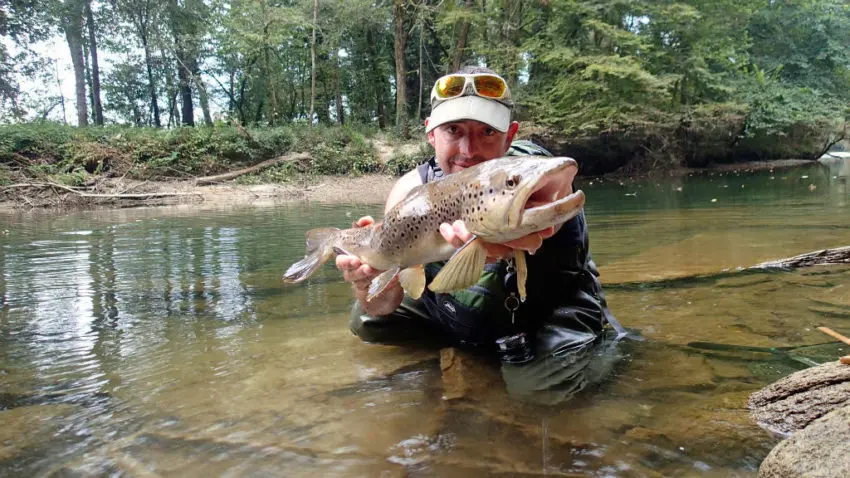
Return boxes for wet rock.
[758,405,850,478]
[748,361,850,435]
[439,347,502,400]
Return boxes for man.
[336,66,623,403]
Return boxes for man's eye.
[483,128,496,136]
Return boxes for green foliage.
[0,165,11,186]
[4,0,850,173]
[0,123,397,181]
[297,125,379,175]
[0,122,74,161]
[383,143,431,177]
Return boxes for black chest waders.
[495,256,535,365]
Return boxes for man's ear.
[425,118,436,147]
[504,121,520,149]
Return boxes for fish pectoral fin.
[513,250,528,301]
[367,266,401,301]
[398,265,426,300]
[428,237,487,293]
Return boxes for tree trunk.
[309,0,317,126]
[502,0,521,87]
[83,40,92,121]
[366,28,386,129]
[54,61,68,124]
[194,71,213,126]
[451,0,473,72]
[176,46,194,126]
[416,20,423,121]
[84,0,103,125]
[260,1,278,125]
[333,50,343,124]
[161,46,177,127]
[63,0,88,126]
[393,0,408,137]
[141,35,161,127]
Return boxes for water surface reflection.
[1,165,848,476]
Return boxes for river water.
[2,161,849,477]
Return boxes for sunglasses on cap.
[431,74,512,104]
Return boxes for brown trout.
[282,156,585,301]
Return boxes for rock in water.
[439,347,502,400]
[748,361,850,435]
[758,405,850,478]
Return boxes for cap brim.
[426,96,511,133]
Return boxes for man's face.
[426,119,519,174]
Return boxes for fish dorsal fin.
[367,266,401,301]
[428,237,487,293]
[512,250,528,301]
[398,265,426,300]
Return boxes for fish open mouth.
[524,172,570,210]
[519,158,577,210]
[513,158,585,228]
[500,157,582,229]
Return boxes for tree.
[61,0,89,126]
[113,0,167,127]
[392,0,409,135]
[84,0,103,124]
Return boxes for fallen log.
[1,181,202,200]
[749,246,850,270]
[194,152,312,185]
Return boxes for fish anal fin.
[399,265,426,300]
[282,229,338,283]
[306,227,339,254]
[429,238,487,293]
[367,266,401,301]
[513,250,528,301]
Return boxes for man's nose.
[459,135,476,156]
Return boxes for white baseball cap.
[426,74,513,133]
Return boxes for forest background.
[1,0,849,188]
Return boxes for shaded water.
[2,162,849,477]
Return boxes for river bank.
[0,157,818,213]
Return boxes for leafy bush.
[0,122,74,164]
[383,143,430,176]
[299,125,380,175]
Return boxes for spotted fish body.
[282,156,586,300]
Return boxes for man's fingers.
[346,264,377,283]
[504,234,544,251]
[451,220,473,242]
[335,254,361,271]
[537,226,556,240]
[439,223,463,248]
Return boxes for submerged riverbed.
[2,161,849,476]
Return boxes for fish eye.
[505,174,521,189]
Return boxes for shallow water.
[1,162,849,477]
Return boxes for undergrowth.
[0,122,423,186]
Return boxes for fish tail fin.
[282,227,339,283]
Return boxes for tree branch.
[194,152,312,185]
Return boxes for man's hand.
[439,220,556,259]
[335,216,403,315]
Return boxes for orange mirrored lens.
[473,75,507,98]
[435,76,467,98]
